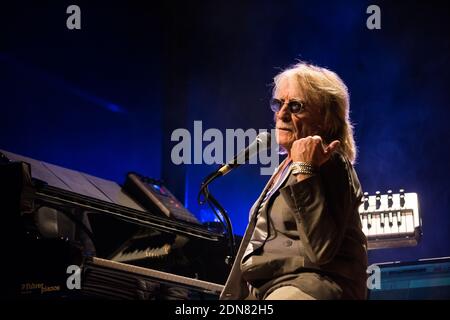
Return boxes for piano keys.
[359,190,422,249]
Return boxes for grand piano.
[0,149,232,299]
[0,149,424,300]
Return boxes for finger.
[311,135,322,142]
[325,140,341,154]
[311,135,324,150]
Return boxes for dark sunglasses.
[270,98,305,114]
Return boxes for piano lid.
[1,149,145,211]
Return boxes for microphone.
[198,133,271,265]
[217,131,271,177]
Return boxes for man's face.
[274,76,321,151]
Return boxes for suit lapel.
[248,158,289,221]
[250,159,295,224]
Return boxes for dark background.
[1,0,449,265]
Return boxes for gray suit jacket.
[220,153,368,300]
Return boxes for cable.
[197,174,236,266]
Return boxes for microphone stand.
[197,132,271,266]
[198,171,236,266]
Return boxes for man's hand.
[291,135,340,168]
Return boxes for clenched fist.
[290,135,340,168]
